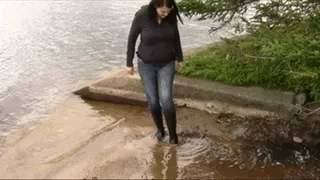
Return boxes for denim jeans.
[137,58,177,142]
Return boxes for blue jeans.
[138,58,177,142]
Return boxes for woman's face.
[156,6,172,19]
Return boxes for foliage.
[177,0,320,102]
[177,0,320,34]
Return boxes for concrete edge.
[74,86,299,120]
[72,68,300,119]
[76,86,295,119]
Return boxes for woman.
[126,0,183,144]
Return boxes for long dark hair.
[148,0,183,25]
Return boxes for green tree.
[178,0,320,102]
[177,0,320,34]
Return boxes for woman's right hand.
[126,66,135,75]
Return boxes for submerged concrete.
[73,68,299,119]
[2,97,320,179]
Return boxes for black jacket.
[126,5,183,67]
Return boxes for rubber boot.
[164,112,178,144]
[150,107,165,141]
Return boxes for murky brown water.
[1,97,320,179]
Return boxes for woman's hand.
[177,62,183,73]
[126,66,135,75]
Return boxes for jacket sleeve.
[126,11,142,67]
[174,24,183,62]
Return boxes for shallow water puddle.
[1,97,320,179]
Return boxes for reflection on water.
[152,144,178,179]
[147,137,320,179]
[78,100,320,179]
[82,100,320,179]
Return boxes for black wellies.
[150,107,165,141]
[164,111,178,144]
[151,106,178,144]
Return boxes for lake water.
[0,0,225,135]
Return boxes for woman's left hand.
[177,62,183,73]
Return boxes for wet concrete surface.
[1,96,320,179]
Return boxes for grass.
[179,34,320,102]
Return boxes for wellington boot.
[151,107,165,141]
[164,112,178,144]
